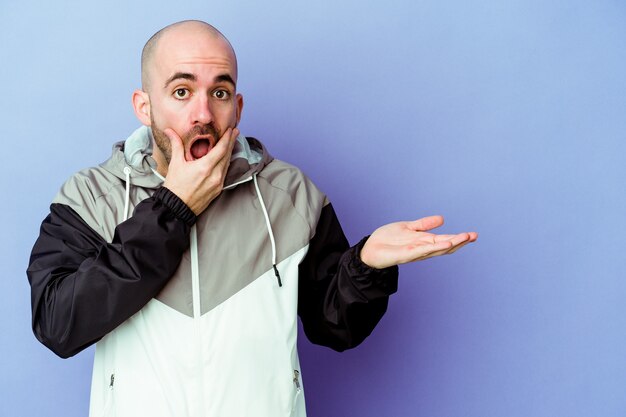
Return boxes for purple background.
[2,1,625,416]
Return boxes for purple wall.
[2,1,625,416]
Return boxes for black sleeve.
[297,203,398,352]
[27,187,195,358]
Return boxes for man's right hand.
[162,127,239,215]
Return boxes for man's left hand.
[360,215,478,269]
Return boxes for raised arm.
[28,127,239,358]
[28,188,195,358]
[298,211,477,352]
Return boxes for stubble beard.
[150,113,221,165]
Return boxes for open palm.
[360,215,478,269]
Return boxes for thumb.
[164,128,184,162]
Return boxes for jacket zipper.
[293,370,301,392]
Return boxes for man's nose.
[192,95,213,125]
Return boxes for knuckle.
[208,177,222,190]
[198,165,212,176]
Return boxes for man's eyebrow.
[164,72,196,88]
[163,73,236,89]
[215,74,236,87]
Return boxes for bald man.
[28,20,477,417]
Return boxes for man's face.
[139,27,243,167]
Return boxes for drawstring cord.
[128,166,281,288]
[253,173,282,287]
[123,167,131,221]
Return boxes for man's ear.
[132,89,151,126]
[235,93,244,125]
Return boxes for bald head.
[141,20,237,92]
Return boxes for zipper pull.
[293,370,301,392]
[109,374,115,388]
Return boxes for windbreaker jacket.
[28,126,398,417]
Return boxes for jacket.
[27,126,398,417]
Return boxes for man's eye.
[173,88,189,99]
[213,89,230,100]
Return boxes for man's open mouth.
[189,136,216,160]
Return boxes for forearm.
[298,204,398,351]
[27,187,195,358]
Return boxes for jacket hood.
[100,126,273,189]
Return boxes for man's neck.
[151,141,169,177]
